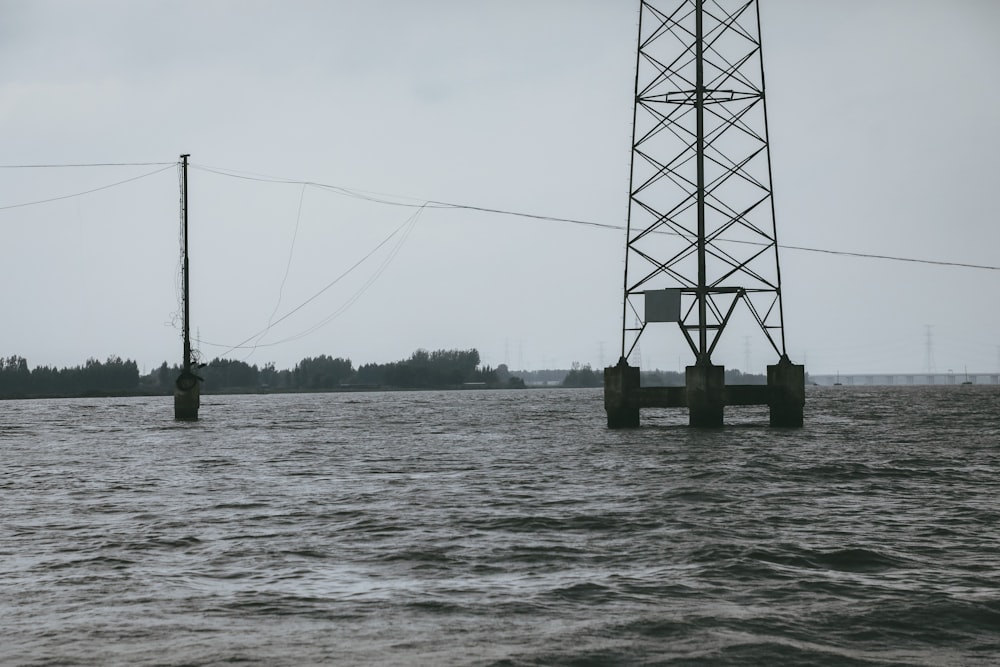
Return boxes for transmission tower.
[924,325,936,374]
[605,0,803,427]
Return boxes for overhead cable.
[0,162,174,168]
[195,162,1000,273]
[0,165,176,211]
[201,205,425,356]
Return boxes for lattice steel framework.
[620,0,789,367]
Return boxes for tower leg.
[768,357,804,427]
[604,359,640,428]
[686,364,724,427]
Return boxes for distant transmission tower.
[924,325,936,374]
[605,0,803,427]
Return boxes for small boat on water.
[175,154,202,420]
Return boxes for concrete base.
[174,371,201,421]
[603,357,804,429]
[686,364,725,427]
[604,359,640,428]
[767,357,805,427]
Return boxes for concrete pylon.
[767,356,804,427]
[686,364,724,427]
[604,358,640,428]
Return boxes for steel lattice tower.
[621,0,787,366]
[605,0,804,428]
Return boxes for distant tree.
[202,358,259,390]
[724,368,766,385]
[352,348,485,389]
[641,370,684,387]
[354,362,384,386]
[157,361,170,388]
[562,363,601,388]
[293,355,353,390]
[0,356,31,394]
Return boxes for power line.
[4,159,997,273]
[0,162,174,168]
[200,205,425,356]
[778,243,1000,272]
[195,162,1000,273]
[0,165,176,211]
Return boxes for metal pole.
[181,153,191,374]
[695,0,707,364]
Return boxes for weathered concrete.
[174,371,201,421]
[604,359,640,428]
[605,359,805,428]
[639,386,687,408]
[767,357,805,427]
[686,364,725,427]
[724,384,770,406]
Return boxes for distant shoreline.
[0,384,567,401]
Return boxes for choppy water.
[2,386,999,666]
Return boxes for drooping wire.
[201,205,424,357]
[2,160,995,272]
[0,165,176,212]
[774,243,999,272]
[193,162,1000,272]
[0,162,174,168]
[243,183,309,359]
[255,204,423,347]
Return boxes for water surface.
[3,387,999,665]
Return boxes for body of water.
[2,386,999,665]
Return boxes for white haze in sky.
[1,0,998,376]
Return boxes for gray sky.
[1,0,998,376]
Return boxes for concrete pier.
[686,364,725,427]
[603,359,805,428]
[603,359,640,428]
[767,357,805,427]
[174,371,201,421]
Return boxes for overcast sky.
[1,0,998,376]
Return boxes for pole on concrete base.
[174,371,200,421]
[604,358,640,428]
[686,364,724,427]
[767,356,804,427]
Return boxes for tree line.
[0,349,524,398]
[0,355,140,397]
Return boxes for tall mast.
[180,153,191,373]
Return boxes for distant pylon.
[618,0,790,369]
[924,325,936,374]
